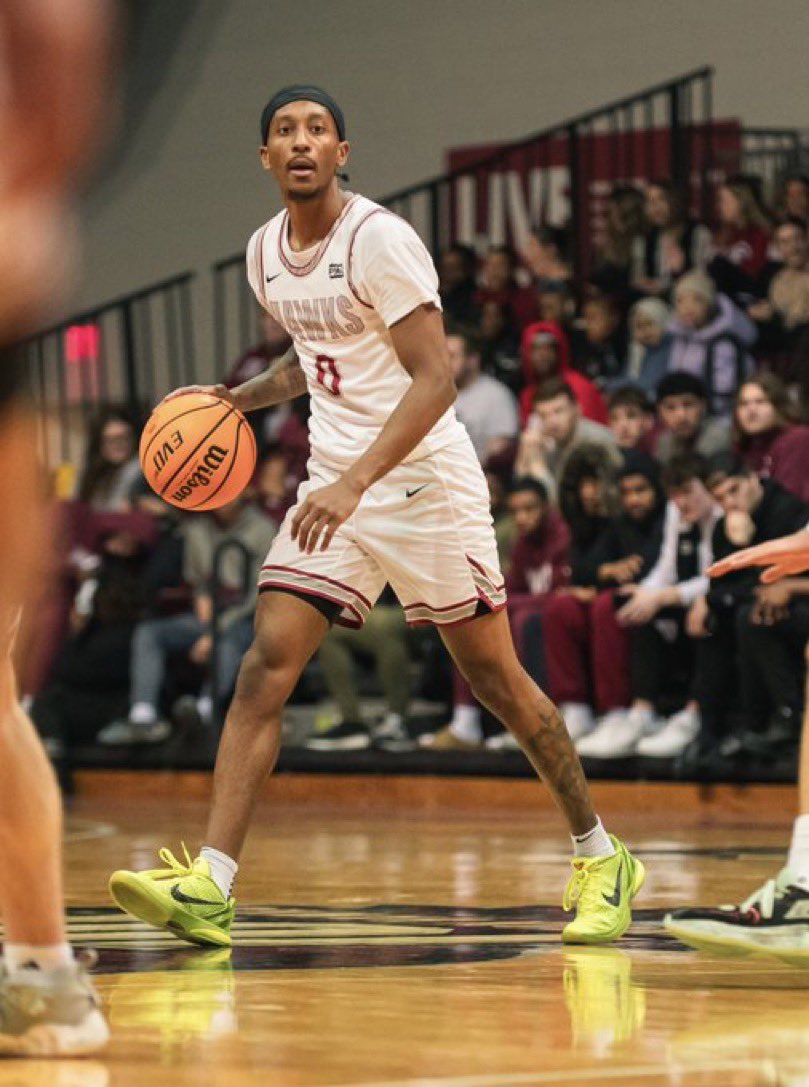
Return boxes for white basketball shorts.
[258,434,506,628]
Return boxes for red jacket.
[505,508,571,596]
[518,321,608,426]
[740,425,809,503]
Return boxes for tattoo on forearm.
[237,347,307,410]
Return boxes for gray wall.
[76,0,809,370]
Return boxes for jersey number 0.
[315,354,342,397]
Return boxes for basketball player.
[110,86,644,947]
[666,527,809,960]
[0,0,112,1054]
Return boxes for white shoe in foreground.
[637,707,700,757]
[560,702,596,742]
[0,954,109,1056]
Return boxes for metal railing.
[22,272,196,468]
[739,127,807,205]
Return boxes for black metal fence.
[22,272,196,468]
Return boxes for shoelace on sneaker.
[727,877,781,919]
[151,843,195,880]
[563,860,606,911]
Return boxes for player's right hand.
[161,384,235,405]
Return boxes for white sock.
[449,704,482,744]
[130,702,157,725]
[381,712,403,730]
[572,817,615,859]
[200,846,238,899]
[3,942,74,974]
[787,814,809,889]
[197,696,213,723]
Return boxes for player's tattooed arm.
[161,346,306,410]
[230,346,307,411]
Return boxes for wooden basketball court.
[24,771,808,1087]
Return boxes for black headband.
[260,84,346,144]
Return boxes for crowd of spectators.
[30,172,809,780]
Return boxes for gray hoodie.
[668,294,756,418]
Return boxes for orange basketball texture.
[139,392,257,511]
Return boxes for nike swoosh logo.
[603,861,623,907]
[265,272,282,284]
[406,485,429,499]
[170,884,222,908]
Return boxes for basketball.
[139,391,257,511]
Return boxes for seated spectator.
[439,243,480,326]
[633,180,711,298]
[518,320,607,426]
[486,468,517,573]
[253,442,296,526]
[515,379,620,498]
[779,174,809,225]
[98,495,277,744]
[748,217,809,341]
[305,590,414,753]
[476,244,537,329]
[689,453,809,768]
[572,296,627,388]
[655,372,731,464]
[422,477,570,751]
[577,453,721,759]
[590,184,646,302]
[709,175,772,300]
[447,327,519,465]
[521,225,572,288]
[542,450,666,742]
[536,280,576,332]
[607,386,655,454]
[625,297,673,396]
[669,271,756,417]
[77,407,143,511]
[734,373,809,502]
[477,300,523,394]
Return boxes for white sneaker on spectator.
[637,706,700,757]
[560,703,595,742]
[484,731,521,752]
[575,706,656,759]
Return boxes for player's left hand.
[291,477,364,554]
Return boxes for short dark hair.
[661,451,709,491]
[445,243,478,275]
[510,476,549,504]
[608,385,653,415]
[656,371,708,404]
[444,322,480,355]
[704,450,753,490]
[776,215,808,235]
[534,378,576,405]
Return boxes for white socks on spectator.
[572,817,615,859]
[130,702,156,726]
[787,814,809,889]
[3,942,74,974]
[448,705,482,744]
[200,846,238,899]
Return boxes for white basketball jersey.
[246,193,465,471]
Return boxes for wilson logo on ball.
[171,444,228,501]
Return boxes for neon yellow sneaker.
[109,845,235,947]
[562,835,645,945]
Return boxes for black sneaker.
[664,868,809,963]
[305,720,370,751]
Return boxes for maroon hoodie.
[518,321,609,427]
[740,424,809,503]
[505,507,571,598]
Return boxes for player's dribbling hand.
[291,477,364,554]
[161,384,235,406]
